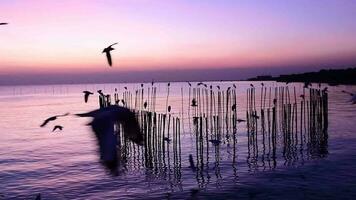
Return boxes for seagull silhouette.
[40,113,69,127]
[342,90,356,104]
[83,91,94,103]
[191,98,198,107]
[273,98,277,105]
[236,119,246,123]
[97,90,104,96]
[76,105,143,174]
[252,113,260,119]
[102,42,118,67]
[209,139,221,146]
[304,82,312,88]
[231,104,236,111]
[163,137,171,143]
[52,125,63,132]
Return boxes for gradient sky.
[1,0,356,83]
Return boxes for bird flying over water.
[76,105,143,174]
[40,113,69,127]
[102,42,118,66]
[52,125,63,132]
[342,90,356,104]
[83,91,94,103]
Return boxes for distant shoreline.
[246,67,356,85]
[0,67,355,87]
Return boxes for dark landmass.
[247,67,356,85]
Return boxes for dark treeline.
[247,67,356,85]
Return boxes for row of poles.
[94,82,329,187]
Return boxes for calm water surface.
[0,81,355,199]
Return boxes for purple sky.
[1,0,356,85]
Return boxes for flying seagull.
[0,23,8,25]
[52,125,63,132]
[40,113,69,127]
[342,90,356,104]
[102,42,118,67]
[76,105,143,174]
[83,91,94,103]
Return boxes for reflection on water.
[0,81,355,199]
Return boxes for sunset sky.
[1,0,356,84]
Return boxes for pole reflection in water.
[93,83,328,190]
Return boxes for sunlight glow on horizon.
[1,0,356,74]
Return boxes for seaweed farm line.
[96,82,329,184]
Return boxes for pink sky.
[1,0,356,77]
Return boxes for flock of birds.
[39,89,143,175]
[3,20,356,200]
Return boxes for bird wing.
[52,126,62,132]
[105,51,112,66]
[90,116,118,172]
[76,105,143,145]
[109,42,118,47]
[0,23,8,25]
[76,105,143,173]
[40,117,55,127]
[57,113,70,117]
[84,93,89,103]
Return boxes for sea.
[0,81,355,199]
